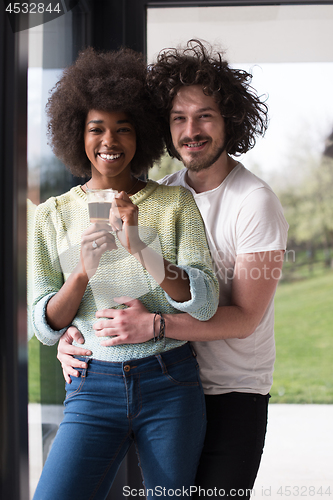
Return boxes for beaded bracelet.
[153,311,165,344]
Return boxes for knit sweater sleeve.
[164,187,219,321]
[31,198,70,345]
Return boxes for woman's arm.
[111,190,219,312]
[111,191,191,303]
[45,223,117,330]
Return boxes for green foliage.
[278,155,333,251]
[28,336,40,402]
[149,152,183,181]
[28,336,65,404]
[271,271,333,403]
[282,248,332,282]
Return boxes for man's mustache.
[179,135,209,146]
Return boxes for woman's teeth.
[99,153,121,160]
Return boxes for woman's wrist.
[130,240,147,257]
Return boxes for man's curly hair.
[46,47,164,177]
[147,39,268,159]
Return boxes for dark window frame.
[1,1,332,498]
[0,9,29,500]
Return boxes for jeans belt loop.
[81,357,91,378]
[189,343,197,358]
[155,353,167,374]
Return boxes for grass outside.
[28,338,66,404]
[271,269,333,403]
[28,267,333,405]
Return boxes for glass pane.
[147,3,333,496]
[27,12,79,498]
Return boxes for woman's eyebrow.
[86,119,103,125]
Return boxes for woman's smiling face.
[84,109,136,184]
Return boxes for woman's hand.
[109,192,145,255]
[109,193,190,302]
[80,223,117,278]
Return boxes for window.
[147,2,333,493]
[27,7,91,497]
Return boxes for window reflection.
[27,12,81,498]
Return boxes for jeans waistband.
[78,342,196,376]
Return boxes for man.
[57,40,288,499]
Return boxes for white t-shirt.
[159,163,289,395]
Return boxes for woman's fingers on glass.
[82,228,117,251]
[80,231,117,278]
[109,204,122,231]
[99,232,117,251]
[83,222,110,235]
[110,196,139,228]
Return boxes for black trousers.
[194,392,270,500]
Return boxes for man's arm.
[93,250,284,343]
[57,250,284,379]
[164,250,284,340]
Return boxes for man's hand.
[94,297,154,346]
[57,326,92,383]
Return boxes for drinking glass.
[86,188,118,225]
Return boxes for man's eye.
[173,116,184,122]
[118,128,131,133]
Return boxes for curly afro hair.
[147,39,269,159]
[46,47,165,177]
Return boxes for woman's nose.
[102,130,117,147]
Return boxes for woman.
[31,47,219,500]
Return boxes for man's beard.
[176,136,226,172]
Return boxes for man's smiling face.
[169,85,226,172]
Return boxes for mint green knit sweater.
[32,180,219,361]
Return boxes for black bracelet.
[153,311,165,344]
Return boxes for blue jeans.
[33,343,206,500]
